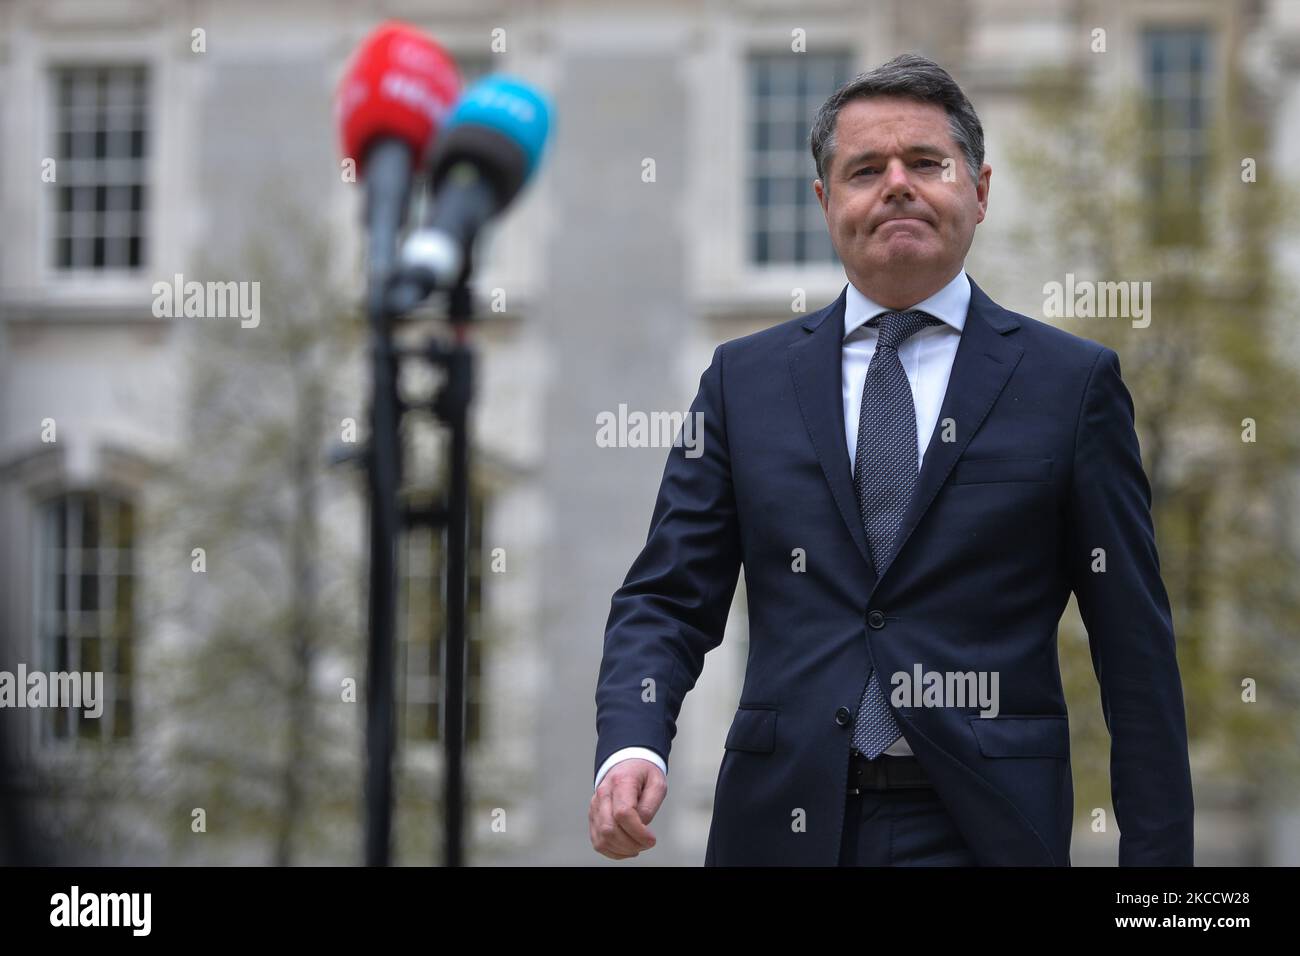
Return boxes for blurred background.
[1,0,1298,866]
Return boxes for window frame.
[48,63,151,274]
[1139,23,1215,245]
[30,487,137,751]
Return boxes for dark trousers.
[838,766,978,866]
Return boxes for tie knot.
[866,309,944,351]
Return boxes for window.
[51,65,149,271]
[748,52,854,265]
[397,486,487,746]
[34,491,135,744]
[1140,27,1211,244]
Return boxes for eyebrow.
[838,144,948,175]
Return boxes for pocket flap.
[967,714,1069,758]
[950,457,1053,485]
[724,706,778,753]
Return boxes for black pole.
[439,281,474,867]
[369,204,478,866]
[0,728,38,865]
[362,140,410,867]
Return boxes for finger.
[611,774,656,849]
[589,789,634,858]
[596,786,644,857]
[588,793,601,850]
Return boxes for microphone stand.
[360,141,409,868]
[404,279,474,868]
[440,282,474,870]
[365,241,476,867]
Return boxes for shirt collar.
[843,267,971,340]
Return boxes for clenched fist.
[588,758,667,859]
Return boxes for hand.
[588,758,667,859]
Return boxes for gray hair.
[810,53,984,191]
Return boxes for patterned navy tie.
[850,308,944,758]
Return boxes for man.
[589,53,1194,866]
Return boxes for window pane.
[81,636,102,674]
[113,697,132,739]
[398,484,487,746]
[79,572,98,612]
[117,635,133,702]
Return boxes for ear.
[814,178,828,213]
[974,163,991,225]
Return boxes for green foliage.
[1007,66,1300,841]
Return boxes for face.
[814,96,990,304]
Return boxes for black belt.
[847,748,933,793]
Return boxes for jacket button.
[867,610,886,629]
[834,706,851,726]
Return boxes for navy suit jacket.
[593,276,1194,866]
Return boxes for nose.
[880,158,916,203]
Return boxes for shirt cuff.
[594,747,667,791]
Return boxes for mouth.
[876,217,930,231]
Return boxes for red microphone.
[335,20,461,174]
[336,21,460,303]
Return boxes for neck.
[850,263,961,311]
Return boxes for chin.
[868,244,935,265]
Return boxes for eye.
[915,158,939,168]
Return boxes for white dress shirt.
[842,266,970,756]
[594,268,971,789]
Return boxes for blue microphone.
[390,74,552,311]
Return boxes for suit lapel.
[787,285,875,579]
[787,275,1025,589]
[875,276,1025,586]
